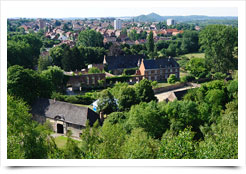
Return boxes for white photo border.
[1,0,245,166]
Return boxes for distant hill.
[132,13,238,22]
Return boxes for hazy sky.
[3,1,238,18]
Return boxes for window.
[170,69,172,72]
[175,68,178,72]
[92,77,95,84]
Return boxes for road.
[155,83,200,102]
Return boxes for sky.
[3,1,238,18]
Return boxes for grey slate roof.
[143,58,179,69]
[31,98,99,126]
[105,54,145,70]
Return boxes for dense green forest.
[7,23,238,159]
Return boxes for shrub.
[168,74,178,84]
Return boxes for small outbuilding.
[31,98,100,138]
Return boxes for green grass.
[180,53,205,59]
[74,103,93,110]
[54,136,82,149]
[154,82,173,88]
[54,136,68,149]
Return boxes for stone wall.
[153,82,187,94]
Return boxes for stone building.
[31,98,100,138]
[67,73,106,91]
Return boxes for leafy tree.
[181,31,199,53]
[147,31,154,53]
[166,43,177,57]
[117,86,137,111]
[80,121,101,159]
[63,131,82,159]
[49,46,65,67]
[7,34,43,68]
[134,79,157,103]
[199,25,238,73]
[77,29,103,47]
[97,89,117,115]
[121,128,158,159]
[121,28,128,36]
[165,100,201,138]
[167,74,178,84]
[139,31,147,39]
[196,99,238,159]
[104,112,126,125]
[41,66,65,93]
[61,46,84,71]
[7,65,52,104]
[78,46,105,65]
[7,95,54,159]
[38,55,53,71]
[97,123,126,159]
[128,29,138,41]
[155,40,169,51]
[126,101,168,138]
[158,128,197,159]
[186,58,207,78]
[88,67,101,74]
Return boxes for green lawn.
[54,136,68,149]
[181,53,205,59]
[54,136,82,149]
[154,82,173,89]
[74,103,93,110]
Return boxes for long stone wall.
[153,82,187,94]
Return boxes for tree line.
[8,77,238,159]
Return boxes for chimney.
[103,55,107,65]
[99,112,104,123]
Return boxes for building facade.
[139,57,180,81]
[167,19,175,26]
[114,19,122,30]
[67,73,106,91]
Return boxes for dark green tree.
[97,89,117,115]
[158,128,197,159]
[134,79,157,103]
[41,66,65,93]
[147,31,154,53]
[7,65,51,104]
[181,30,199,53]
[38,55,53,71]
[7,95,54,159]
[199,25,238,73]
[77,29,103,47]
[121,128,158,159]
[117,86,137,111]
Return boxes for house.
[31,98,100,138]
[139,57,180,81]
[103,54,145,75]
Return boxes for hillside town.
[7,12,238,159]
